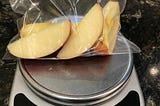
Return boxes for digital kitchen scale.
[8,35,145,106]
[9,65,144,106]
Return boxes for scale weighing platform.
[9,64,144,106]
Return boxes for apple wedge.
[57,4,103,59]
[71,22,79,33]
[20,23,53,37]
[7,20,71,59]
[102,1,120,54]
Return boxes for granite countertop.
[0,0,160,106]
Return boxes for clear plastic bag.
[5,0,140,60]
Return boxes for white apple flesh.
[57,4,104,59]
[7,20,71,59]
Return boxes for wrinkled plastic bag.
[4,0,141,60]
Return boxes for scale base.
[9,65,145,106]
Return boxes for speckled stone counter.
[0,0,160,106]
[121,0,160,105]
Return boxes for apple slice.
[7,20,71,59]
[71,22,79,33]
[102,1,120,54]
[57,4,103,59]
[20,23,53,37]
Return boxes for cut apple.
[93,41,108,54]
[57,4,103,59]
[71,22,79,33]
[20,23,53,37]
[7,20,71,59]
[102,1,120,54]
